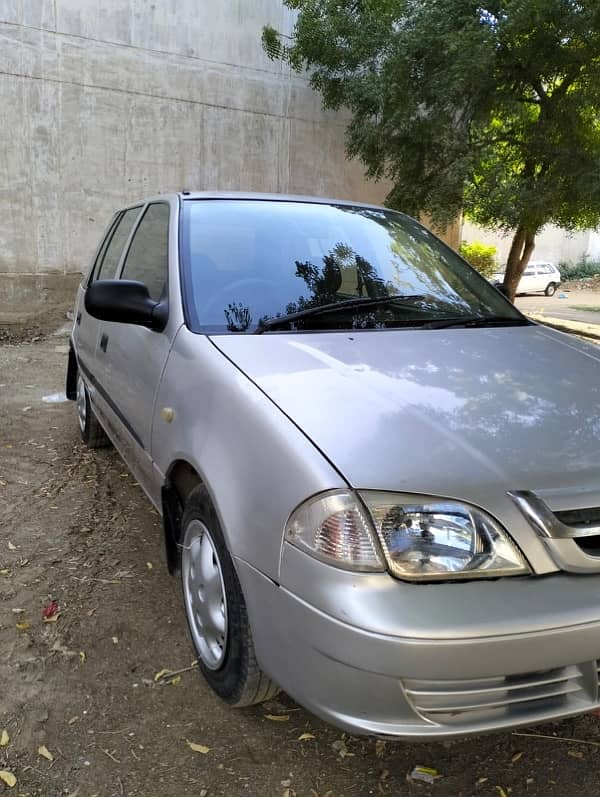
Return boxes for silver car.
[68,192,600,740]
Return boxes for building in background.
[0,1,399,322]
[462,221,600,267]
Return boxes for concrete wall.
[0,0,394,321]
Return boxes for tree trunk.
[504,226,536,302]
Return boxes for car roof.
[123,191,391,214]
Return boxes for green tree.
[459,240,498,278]
[263,1,600,300]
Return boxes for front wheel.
[76,373,111,448]
[180,485,279,706]
[545,282,558,297]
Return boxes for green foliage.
[263,1,600,238]
[459,240,498,278]
[558,255,600,280]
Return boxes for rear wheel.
[545,282,557,297]
[76,373,111,448]
[180,485,279,706]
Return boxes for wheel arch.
[161,459,205,573]
[66,340,78,400]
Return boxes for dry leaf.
[42,600,59,620]
[0,569,10,576]
[16,621,31,631]
[0,771,16,788]
[0,730,8,747]
[496,788,509,797]
[298,733,315,741]
[477,777,489,784]
[264,714,290,722]
[38,744,53,761]
[154,669,171,682]
[186,739,210,755]
[7,542,16,551]
[43,613,60,624]
[375,739,386,758]
[332,739,353,758]
[408,766,442,784]
[79,651,86,664]
[146,562,153,569]
[170,675,181,685]
[511,751,523,763]
[568,750,584,759]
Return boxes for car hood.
[211,326,600,512]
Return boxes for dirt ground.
[3,318,600,797]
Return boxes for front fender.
[152,327,346,581]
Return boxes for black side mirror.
[494,282,509,298]
[85,280,167,331]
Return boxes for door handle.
[100,333,109,353]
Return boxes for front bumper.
[236,549,600,739]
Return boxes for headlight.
[285,490,385,572]
[360,492,529,581]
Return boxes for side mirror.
[494,282,509,298]
[85,280,167,331]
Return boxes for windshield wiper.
[254,294,427,334]
[420,315,532,330]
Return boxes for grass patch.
[569,305,600,313]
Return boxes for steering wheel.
[202,278,280,321]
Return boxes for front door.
[93,202,173,505]
[75,207,143,407]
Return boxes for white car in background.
[493,261,562,296]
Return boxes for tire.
[180,485,279,707]
[76,372,111,448]
[545,282,557,297]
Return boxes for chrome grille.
[555,506,600,528]
[403,664,594,726]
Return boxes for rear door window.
[120,203,170,301]
[93,206,142,282]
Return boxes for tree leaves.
[263,0,600,243]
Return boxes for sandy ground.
[3,320,600,797]
[516,288,600,326]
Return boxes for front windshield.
[181,200,523,334]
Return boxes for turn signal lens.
[285,491,384,571]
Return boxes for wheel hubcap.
[182,519,228,670]
[76,374,87,433]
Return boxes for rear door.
[93,201,174,504]
[74,207,142,395]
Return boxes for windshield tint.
[181,200,523,334]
